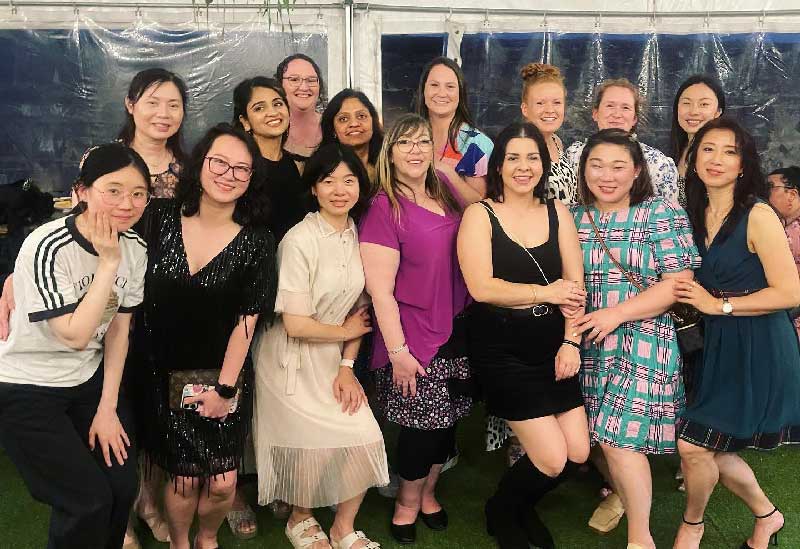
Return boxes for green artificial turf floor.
[0,406,797,548]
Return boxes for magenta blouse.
[359,176,470,370]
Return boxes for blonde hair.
[593,78,643,116]
[374,113,461,220]
[520,63,565,102]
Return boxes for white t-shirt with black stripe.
[0,215,147,387]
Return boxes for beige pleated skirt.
[252,321,389,508]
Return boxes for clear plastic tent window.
[381,31,800,171]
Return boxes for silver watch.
[721,297,733,315]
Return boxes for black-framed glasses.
[769,184,790,191]
[205,156,252,182]
[394,138,433,153]
[93,187,151,208]
[283,75,320,88]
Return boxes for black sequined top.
[129,199,277,477]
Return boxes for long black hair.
[669,74,726,164]
[415,56,479,155]
[485,122,551,202]
[303,143,371,222]
[117,68,188,165]
[577,129,654,207]
[175,123,270,227]
[685,117,767,247]
[231,76,290,147]
[319,89,384,166]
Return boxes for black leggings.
[0,367,137,549]
[395,424,457,481]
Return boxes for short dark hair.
[769,166,800,191]
[485,122,551,202]
[175,123,270,227]
[685,117,767,246]
[75,142,151,192]
[232,76,289,147]
[415,56,479,154]
[303,143,371,222]
[669,74,726,163]
[117,68,187,164]
[275,54,327,110]
[577,129,654,207]
[320,89,384,166]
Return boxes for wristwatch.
[721,297,734,315]
[215,383,238,399]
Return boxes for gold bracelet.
[530,285,538,304]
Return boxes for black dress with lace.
[129,199,276,478]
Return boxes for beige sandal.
[588,492,625,533]
[286,516,330,548]
[331,530,381,549]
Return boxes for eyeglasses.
[394,138,433,153]
[769,185,791,191]
[283,75,320,88]
[205,156,253,182]
[93,187,151,208]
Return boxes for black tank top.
[479,200,562,286]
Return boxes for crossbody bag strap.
[585,207,645,293]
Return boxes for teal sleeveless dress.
[678,204,800,451]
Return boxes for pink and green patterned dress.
[572,197,701,454]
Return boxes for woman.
[0,143,149,549]
[485,63,578,468]
[520,63,577,204]
[571,129,700,549]
[416,56,490,201]
[359,114,473,545]
[276,54,325,158]
[253,143,388,549]
[458,122,589,549]
[670,75,725,207]
[118,68,187,199]
[234,76,307,243]
[320,88,384,183]
[563,79,679,204]
[129,123,276,549]
[672,118,800,549]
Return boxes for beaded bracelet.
[388,343,409,355]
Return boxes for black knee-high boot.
[486,455,560,549]
[519,461,579,549]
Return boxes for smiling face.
[584,143,641,210]
[694,128,742,191]
[334,97,374,149]
[313,161,360,219]
[76,165,149,232]
[282,58,320,112]
[521,81,565,135]
[200,135,253,206]
[423,63,460,120]
[126,81,184,143]
[239,86,289,140]
[500,137,544,198]
[391,127,433,183]
[592,86,638,131]
[678,83,722,138]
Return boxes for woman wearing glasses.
[360,114,473,545]
[0,143,150,549]
[276,54,326,158]
[128,123,276,549]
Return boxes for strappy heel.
[740,507,783,548]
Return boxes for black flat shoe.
[390,521,416,544]
[420,508,448,531]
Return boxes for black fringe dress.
[129,199,276,479]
